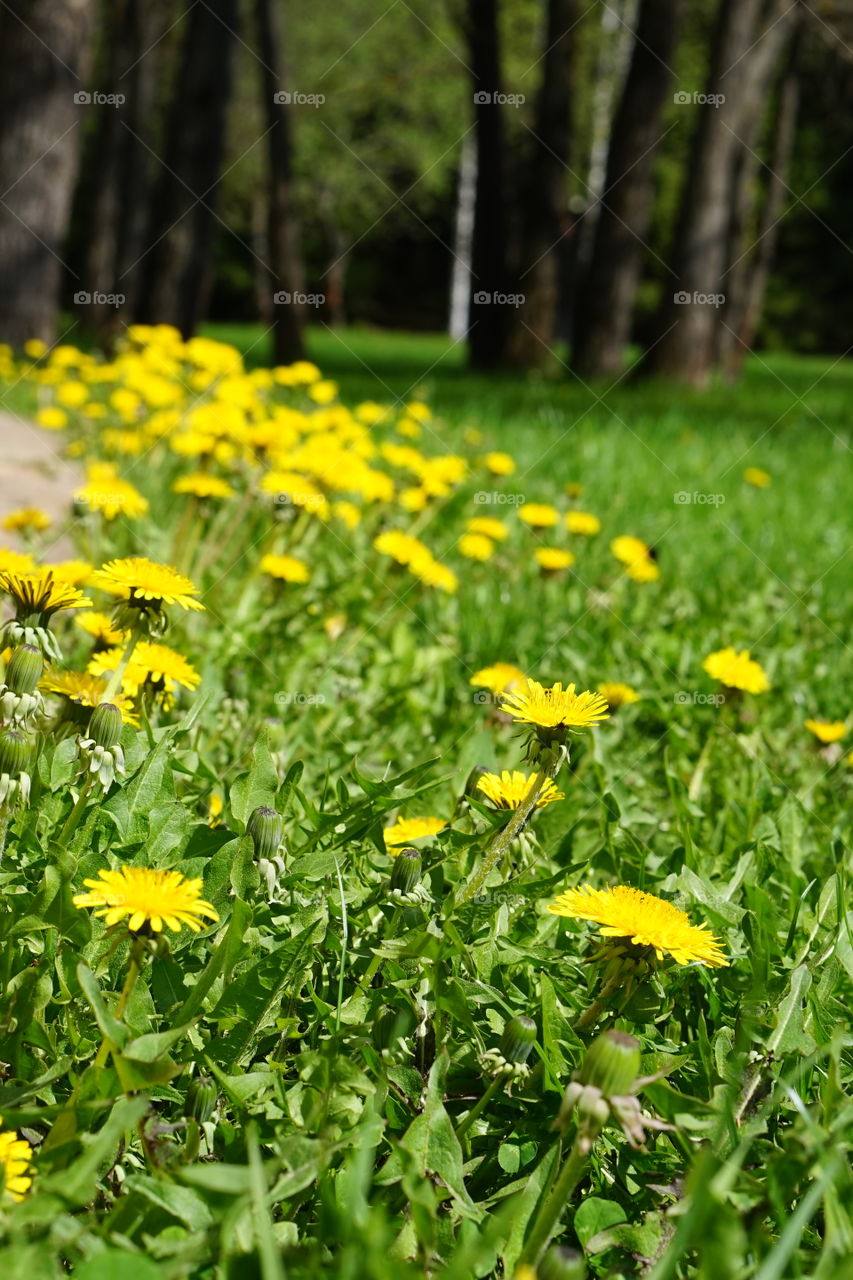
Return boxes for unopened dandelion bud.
[0,726,32,808]
[578,1030,641,1098]
[539,1247,587,1280]
[185,1075,217,1124]
[247,805,283,861]
[499,1015,537,1066]
[4,645,43,695]
[390,847,421,895]
[87,702,123,749]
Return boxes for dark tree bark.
[76,0,158,341]
[466,0,510,370]
[137,0,238,335]
[254,0,305,363]
[645,0,798,387]
[718,25,802,379]
[505,0,576,369]
[0,0,94,346]
[572,0,681,380]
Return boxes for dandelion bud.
[185,1075,217,1124]
[539,1247,587,1280]
[577,1030,641,1099]
[247,805,283,861]
[499,1015,537,1066]
[390,847,421,895]
[0,726,30,778]
[4,645,43,695]
[87,702,123,749]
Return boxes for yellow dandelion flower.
[89,641,201,696]
[565,511,601,536]
[75,462,149,521]
[535,547,575,571]
[484,451,516,476]
[0,548,35,575]
[469,662,526,695]
[73,866,218,934]
[373,530,429,566]
[39,669,138,724]
[501,678,610,731]
[476,769,564,809]
[518,503,559,529]
[565,482,584,499]
[459,532,495,561]
[703,647,769,694]
[598,681,640,709]
[2,507,52,533]
[804,718,847,744]
[173,473,234,500]
[35,406,68,430]
[625,557,660,583]
[548,883,728,967]
[399,486,429,512]
[411,555,458,594]
[259,553,310,584]
[0,569,91,618]
[56,380,88,408]
[91,557,204,612]
[44,559,93,588]
[76,610,126,646]
[0,1119,33,1202]
[744,467,771,488]
[332,500,361,529]
[24,338,48,359]
[208,792,224,826]
[466,516,508,541]
[384,816,446,848]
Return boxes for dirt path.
[0,410,80,558]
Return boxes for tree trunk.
[0,0,94,346]
[467,0,510,370]
[449,133,477,341]
[572,0,681,380]
[645,0,797,387]
[137,0,238,335]
[718,25,802,379]
[77,0,157,341]
[505,0,576,369]
[254,0,305,364]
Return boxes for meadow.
[0,325,850,1279]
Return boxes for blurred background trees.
[1,0,852,383]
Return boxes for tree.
[644,0,798,387]
[0,0,94,346]
[137,0,239,335]
[467,0,511,370]
[572,0,681,380]
[506,0,577,369]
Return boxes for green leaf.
[230,727,278,824]
[76,963,130,1049]
[574,1196,627,1247]
[40,1097,148,1206]
[175,897,253,1024]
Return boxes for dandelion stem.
[93,936,146,1070]
[58,772,95,845]
[521,1137,589,1265]
[358,908,401,991]
[455,768,549,907]
[455,1074,506,1140]
[102,619,145,702]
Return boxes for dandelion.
[565,511,601,536]
[598,682,640,709]
[75,462,149,521]
[88,640,201,699]
[469,662,526,695]
[518,503,559,529]
[611,535,659,582]
[484,451,516,476]
[0,1119,33,1202]
[535,547,575,572]
[92,557,204,614]
[744,467,771,488]
[173,473,234,500]
[39,669,138,725]
[0,568,92,660]
[2,507,52,534]
[804,718,847,744]
[459,533,495,561]
[549,884,728,967]
[383,815,446,849]
[703,646,769,694]
[476,770,564,809]
[466,516,508,541]
[76,611,126,647]
[501,679,610,733]
[0,548,35,574]
[259,553,311,584]
[73,866,219,934]
[36,406,68,430]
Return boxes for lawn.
[0,327,850,1277]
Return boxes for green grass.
[0,326,851,1278]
